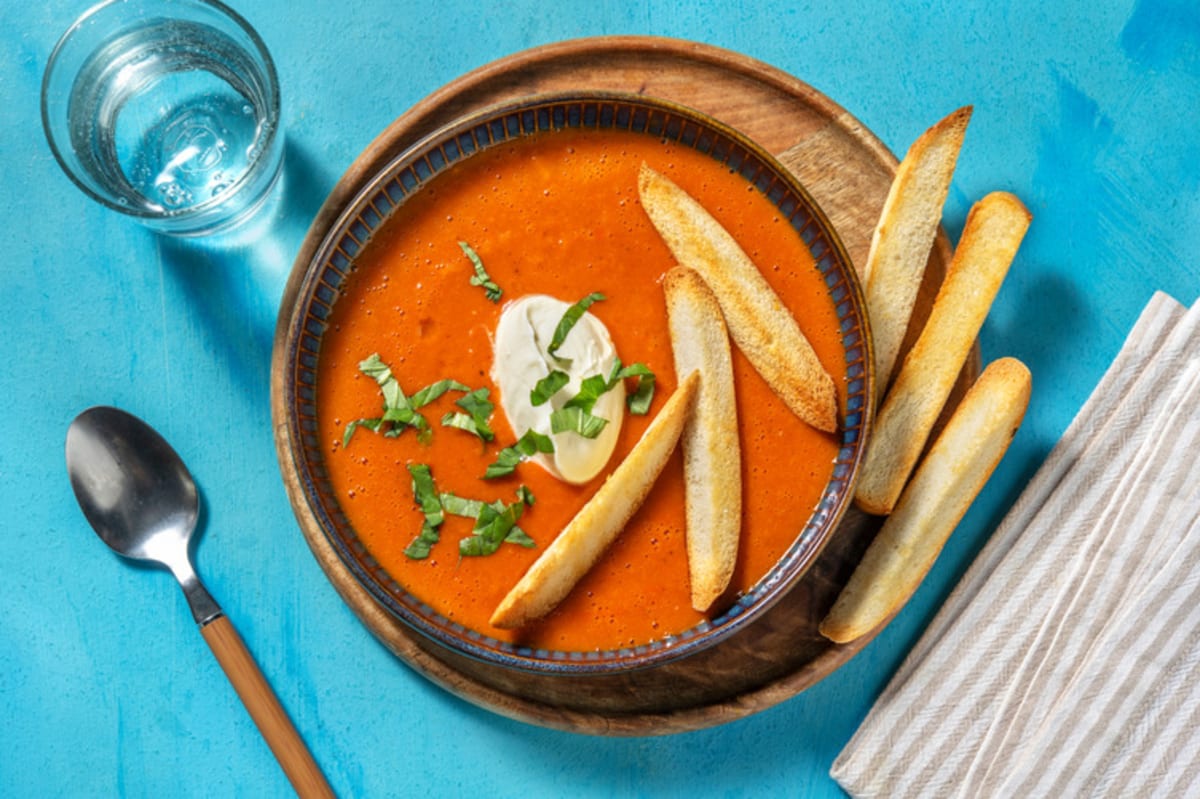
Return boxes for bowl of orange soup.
[274,93,871,676]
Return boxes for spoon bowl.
[65,406,334,798]
[66,406,216,620]
[66,405,199,558]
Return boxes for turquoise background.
[3,1,1198,796]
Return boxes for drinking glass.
[41,0,283,236]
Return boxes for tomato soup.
[315,126,846,653]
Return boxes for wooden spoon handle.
[201,615,336,799]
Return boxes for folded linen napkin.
[832,292,1200,798]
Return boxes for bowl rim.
[276,90,873,675]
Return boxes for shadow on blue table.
[155,139,334,413]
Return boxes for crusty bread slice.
[664,267,741,612]
[490,372,699,629]
[820,356,1031,644]
[865,106,972,396]
[638,164,838,433]
[855,190,1030,516]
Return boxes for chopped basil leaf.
[404,464,443,559]
[457,388,495,440]
[548,292,605,360]
[343,352,472,443]
[457,535,492,557]
[485,429,554,479]
[344,353,418,446]
[409,464,444,527]
[550,406,609,439]
[459,487,536,557]
[441,412,475,436]
[522,430,557,455]
[459,241,502,302]
[380,405,417,427]
[562,371,614,415]
[404,524,440,560]
[552,359,656,424]
[515,485,536,506]
[341,417,382,449]
[440,388,495,442]
[358,353,404,408]
[503,526,536,548]
[484,448,522,480]
[439,492,485,519]
[405,475,536,558]
[615,362,656,415]
[530,370,570,406]
[410,378,470,408]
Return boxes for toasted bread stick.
[639,164,837,433]
[821,357,1031,643]
[856,191,1030,516]
[664,267,741,612]
[865,106,972,394]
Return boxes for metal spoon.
[66,406,335,799]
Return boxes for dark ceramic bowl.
[274,92,871,675]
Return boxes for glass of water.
[41,0,283,237]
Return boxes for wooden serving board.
[273,36,971,735]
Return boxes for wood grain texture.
[271,36,975,735]
[201,616,335,798]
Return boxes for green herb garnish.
[557,359,657,422]
[339,417,385,445]
[458,486,537,557]
[526,358,659,443]
[410,378,472,408]
[404,464,444,559]
[342,354,471,447]
[530,370,570,406]
[405,473,536,559]
[485,429,555,479]
[614,361,656,415]
[439,492,485,519]
[547,292,605,361]
[561,370,614,415]
[440,387,495,442]
[550,406,609,439]
[459,241,502,302]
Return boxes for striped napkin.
[832,291,1200,797]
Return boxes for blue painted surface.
[2,1,1197,797]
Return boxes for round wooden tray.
[272,36,966,735]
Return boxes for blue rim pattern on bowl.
[283,93,871,674]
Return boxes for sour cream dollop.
[491,294,625,484]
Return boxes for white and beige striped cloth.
[832,291,1200,798]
